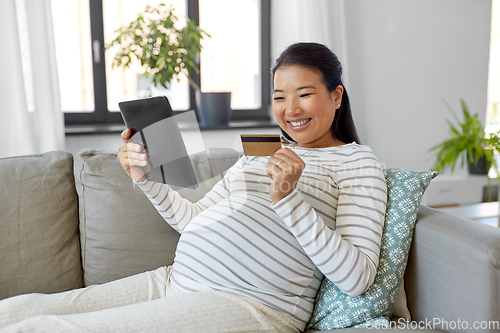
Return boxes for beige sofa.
[0,149,499,333]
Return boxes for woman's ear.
[334,85,344,109]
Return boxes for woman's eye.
[300,93,312,98]
[273,96,284,101]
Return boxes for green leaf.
[104,3,209,90]
[429,99,499,174]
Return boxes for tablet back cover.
[118,96,198,188]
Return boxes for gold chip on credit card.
[241,134,282,156]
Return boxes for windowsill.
[65,119,280,135]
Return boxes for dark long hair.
[272,42,360,144]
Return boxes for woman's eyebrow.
[273,85,316,94]
[297,85,316,90]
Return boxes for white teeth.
[290,119,310,126]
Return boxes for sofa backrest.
[0,151,82,300]
[74,148,241,286]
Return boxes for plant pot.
[195,91,232,127]
[467,152,489,175]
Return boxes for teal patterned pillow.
[306,168,438,330]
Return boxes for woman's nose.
[286,98,301,115]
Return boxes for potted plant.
[429,99,500,200]
[106,3,232,126]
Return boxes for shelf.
[65,120,280,136]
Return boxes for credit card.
[241,134,282,156]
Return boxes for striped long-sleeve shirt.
[136,142,387,325]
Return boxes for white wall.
[272,0,492,171]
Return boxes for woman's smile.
[288,118,312,130]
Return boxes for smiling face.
[272,65,344,148]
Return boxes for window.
[51,0,271,125]
[486,0,500,130]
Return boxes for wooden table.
[435,202,500,227]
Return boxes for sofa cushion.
[306,169,438,330]
[0,151,82,300]
[75,149,240,286]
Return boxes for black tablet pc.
[118,96,198,189]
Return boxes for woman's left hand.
[267,148,306,204]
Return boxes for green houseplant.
[106,3,209,91]
[429,99,500,200]
[106,4,233,126]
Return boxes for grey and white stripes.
[137,143,387,325]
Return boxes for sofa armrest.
[405,206,500,333]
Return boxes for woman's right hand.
[118,129,149,182]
